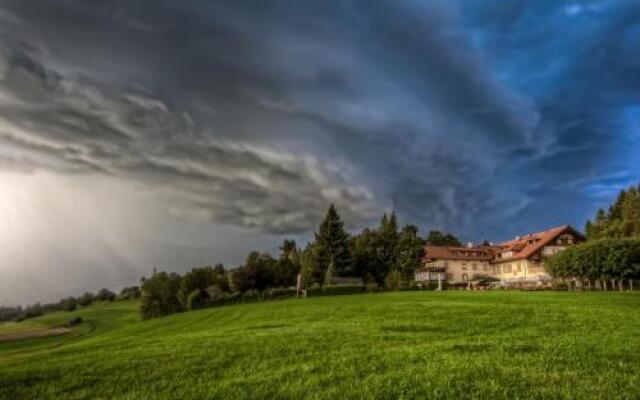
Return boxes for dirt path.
[0,327,71,343]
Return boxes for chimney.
[467,242,473,248]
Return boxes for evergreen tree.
[313,205,352,281]
[585,184,640,240]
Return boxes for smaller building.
[415,225,585,287]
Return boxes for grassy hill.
[1,291,639,399]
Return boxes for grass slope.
[1,292,639,399]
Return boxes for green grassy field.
[1,291,639,399]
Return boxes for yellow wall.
[490,259,549,282]
[424,260,491,282]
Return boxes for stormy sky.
[0,0,638,304]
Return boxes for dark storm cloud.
[0,0,638,238]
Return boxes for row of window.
[460,262,490,272]
[494,262,524,275]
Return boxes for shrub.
[96,288,116,302]
[118,286,141,300]
[241,289,262,302]
[551,281,568,291]
[140,272,183,319]
[187,289,209,310]
[68,317,83,327]
[421,281,449,290]
[78,292,95,307]
[365,281,379,292]
[325,285,364,296]
[268,288,297,299]
[307,285,363,297]
[384,270,403,290]
[546,238,640,281]
[61,297,77,312]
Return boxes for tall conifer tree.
[313,204,352,282]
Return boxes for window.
[517,263,522,272]
[504,264,512,273]
[483,264,489,271]
[462,273,469,281]
[472,263,477,271]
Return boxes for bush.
[397,281,421,291]
[365,281,379,292]
[68,317,83,327]
[420,281,449,290]
[306,285,363,297]
[551,281,568,291]
[209,291,241,307]
[241,290,262,302]
[546,238,640,281]
[384,270,403,290]
[187,289,210,310]
[268,288,298,299]
[78,292,95,307]
[96,288,116,302]
[118,286,141,300]
[140,272,183,319]
[61,297,77,312]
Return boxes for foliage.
[231,252,278,293]
[96,288,116,302]
[585,184,640,239]
[78,292,95,307]
[298,243,316,289]
[426,230,461,246]
[187,289,209,310]
[351,228,385,286]
[351,214,425,286]
[140,272,183,319]
[377,212,400,274]
[178,266,229,307]
[546,238,640,280]
[118,286,141,300]
[396,224,425,276]
[273,239,300,288]
[312,204,353,281]
[61,297,77,312]
[267,287,298,299]
[384,269,403,290]
[305,284,364,296]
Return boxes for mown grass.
[0,292,639,399]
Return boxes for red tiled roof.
[492,225,584,261]
[423,245,494,262]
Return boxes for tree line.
[547,183,640,289]
[139,205,461,319]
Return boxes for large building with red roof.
[415,225,585,286]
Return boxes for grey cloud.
[1,0,635,241]
[0,42,379,233]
